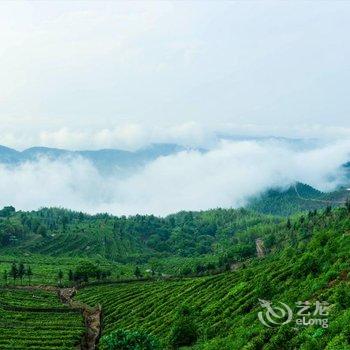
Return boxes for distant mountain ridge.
[247,182,350,216]
[0,143,194,172]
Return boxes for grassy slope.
[76,208,350,349]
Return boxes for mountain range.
[0,143,192,172]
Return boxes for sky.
[0,1,349,215]
[1,139,349,216]
[0,1,350,150]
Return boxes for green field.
[0,202,349,349]
[75,207,350,349]
[0,287,84,349]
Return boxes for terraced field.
[0,254,133,286]
[76,219,350,349]
[76,268,274,349]
[0,287,84,349]
[78,274,255,340]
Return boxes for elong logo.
[258,299,293,327]
[258,299,330,328]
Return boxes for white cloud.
[1,1,350,135]
[0,122,214,151]
[1,122,350,151]
[0,139,348,216]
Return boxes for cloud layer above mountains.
[1,2,350,150]
[0,139,348,216]
[2,123,350,152]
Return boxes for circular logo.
[258,299,293,327]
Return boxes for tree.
[61,215,69,231]
[286,218,291,230]
[100,329,159,350]
[134,266,142,279]
[3,270,8,285]
[74,261,101,283]
[68,269,74,282]
[325,206,332,216]
[58,270,64,286]
[195,264,205,275]
[0,206,15,217]
[36,224,48,237]
[26,266,33,285]
[334,282,350,309]
[9,263,18,285]
[345,198,350,213]
[169,305,198,349]
[18,262,26,285]
[149,258,160,276]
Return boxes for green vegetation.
[0,191,349,349]
[0,206,277,260]
[169,305,199,348]
[0,206,280,284]
[0,287,84,349]
[75,206,350,349]
[100,329,160,350]
[248,182,349,216]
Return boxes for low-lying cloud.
[2,123,350,151]
[0,139,349,216]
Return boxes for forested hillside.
[0,198,349,349]
[76,205,350,349]
[248,182,350,216]
[0,206,278,261]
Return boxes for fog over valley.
[0,138,349,216]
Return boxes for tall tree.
[18,262,26,285]
[58,270,64,286]
[26,266,33,285]
[345,198,350,212]
[9,263,18,285]
[68,269,74,282]
[134,266,142,279]
[3,270,8,285]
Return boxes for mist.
[0,139,349,216]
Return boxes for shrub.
[169,305,198,349]
[100,329,159,350]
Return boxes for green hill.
[75,206,350,349]
[247,182,350,216]
[0,206,277,262]
[0,199,349,349]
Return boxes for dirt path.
[255,238,265,258]
[58,288,101,350]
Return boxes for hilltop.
[248,182,350,216]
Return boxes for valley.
[0,194,349,349]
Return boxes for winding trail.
[58,288,101,350]
[255,238,265,258]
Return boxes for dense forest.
[0,204,278,263]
